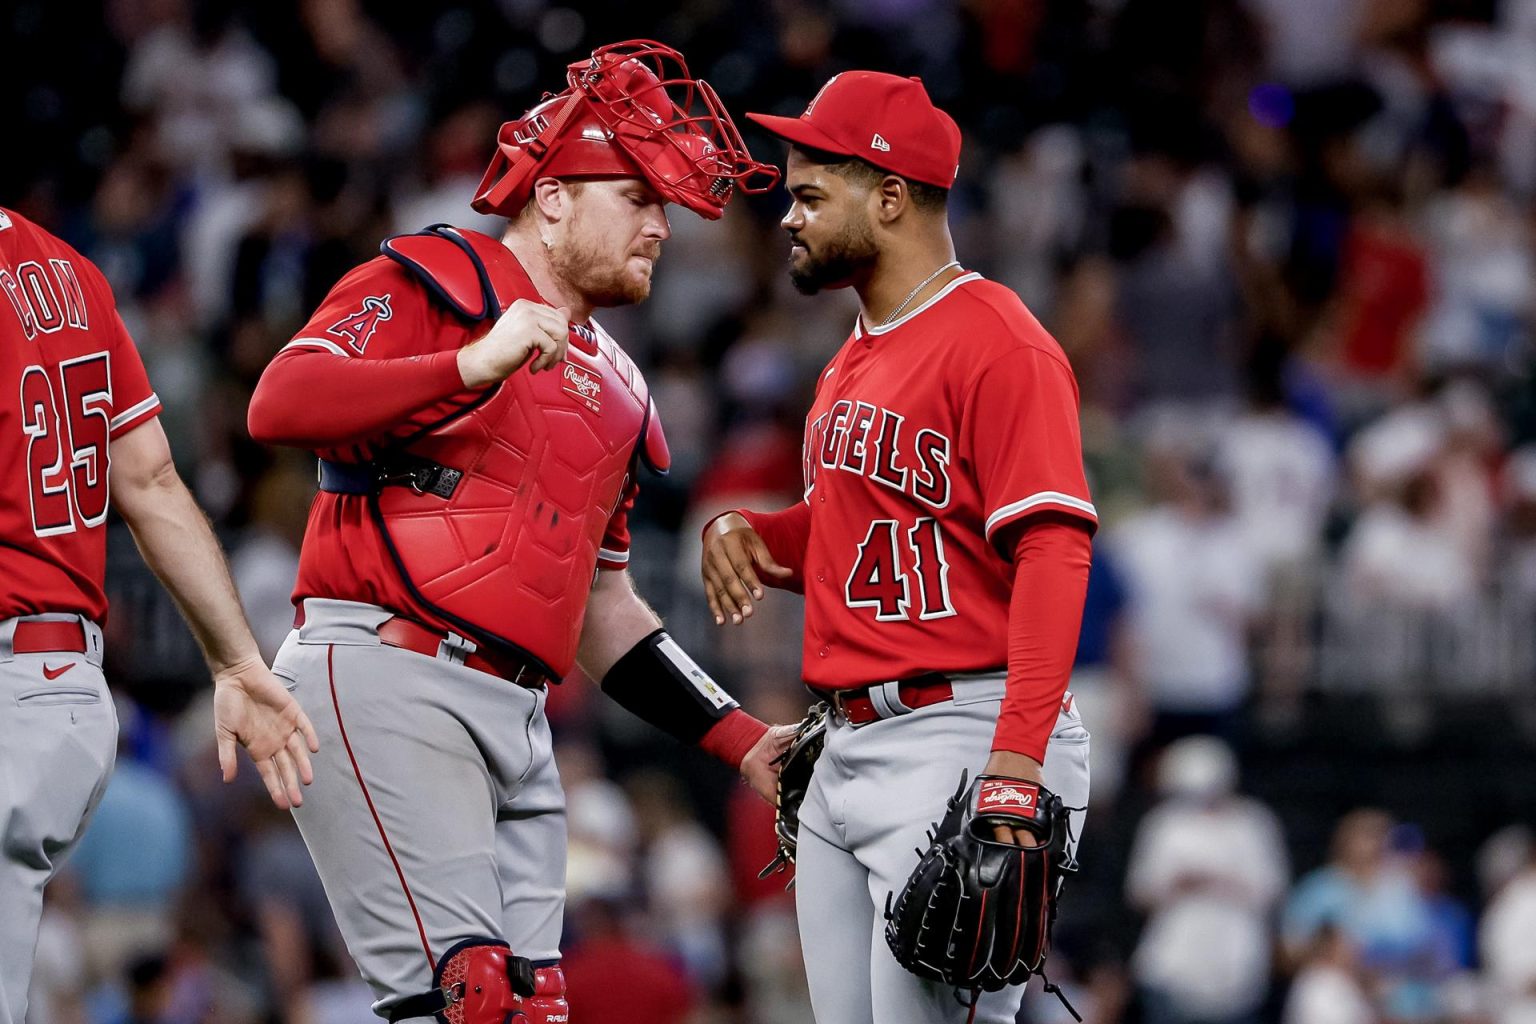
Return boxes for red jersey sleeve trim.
[596,546,631,571]
[108,394,162,437]
[284,336,353,357]
[985,490,1098,541]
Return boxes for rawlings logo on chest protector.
[561,362,603,411]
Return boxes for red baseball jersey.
[271,257,637,633]
[0,208,162,622]
[798,271,1095,689]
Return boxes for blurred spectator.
[1282,925,1376,1024]
[1109,434,1264,746]
[562,743,641,904]
[389,102,506,237]
[1340,393,1488,613]
[1501,447,1536,599]
[629,771,733,988]
[230,460,314,662]
[120,4,279,175]
[1126,736,1288,1024]
[1417,170,1535,375]
[115,953,173,1024]
[1481,843,1536,1024]
[561,898,698,1024]
[26,881,88,1024]
[67,731,193,988]
[1066,543,1141,808]
[1325,180,1428,408]
[1285,811,1456,1021]
[1215,357,1337,579]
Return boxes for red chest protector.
[354,226,668,678]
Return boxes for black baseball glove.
[758,701,830,884]
[884,772,1081,1019]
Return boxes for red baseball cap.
[747,72,961,189]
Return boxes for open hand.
[701,513,792,625]
[214,657,320,809]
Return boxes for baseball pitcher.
[702,73,1097,1024]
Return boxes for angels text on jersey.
[804,398,952,508]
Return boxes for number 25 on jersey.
[21,353,111,537]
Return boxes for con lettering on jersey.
[797,272,1097,689]
[0,208,161,621]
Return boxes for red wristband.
[698,708,769,769]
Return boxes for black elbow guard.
[600,629,738,744]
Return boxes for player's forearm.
[115,464,262,672]
[247,346,468,448]
[576,569,663,678]
[992,518,1092,762]
[580,569,767,766]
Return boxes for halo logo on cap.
[805,73,841,116]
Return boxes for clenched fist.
[457,299,571,388]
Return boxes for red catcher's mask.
[472,40,779,220]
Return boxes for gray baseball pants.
[0,614,114,1024]
[273,599,565,1020]
[795,674,1091,1024]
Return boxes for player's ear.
[874,175,908,224]
[530,177,568,225]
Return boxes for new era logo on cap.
[747,71,962,189]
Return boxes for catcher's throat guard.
[884,772,1083,1021]
[473,40,778,220]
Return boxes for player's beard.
[550,226,656,308]
[789,214,878,295]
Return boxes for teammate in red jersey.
[246,42,792,1023]
[0,206,318,1024]
[701,73,1097,1023]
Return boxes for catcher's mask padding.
[387,938,536,1024]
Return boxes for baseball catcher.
[247,40,792,1023]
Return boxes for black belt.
[318,456,462,498]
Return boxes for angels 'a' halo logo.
[326,294,393,354]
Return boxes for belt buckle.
[823,689,848,721]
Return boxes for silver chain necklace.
[876,260,961,327]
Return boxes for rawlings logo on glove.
[976,778,1038,818]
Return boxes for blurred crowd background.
[7,0,1536,1022]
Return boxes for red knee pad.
[388,939,536,1024]
[524,966,568,1024]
